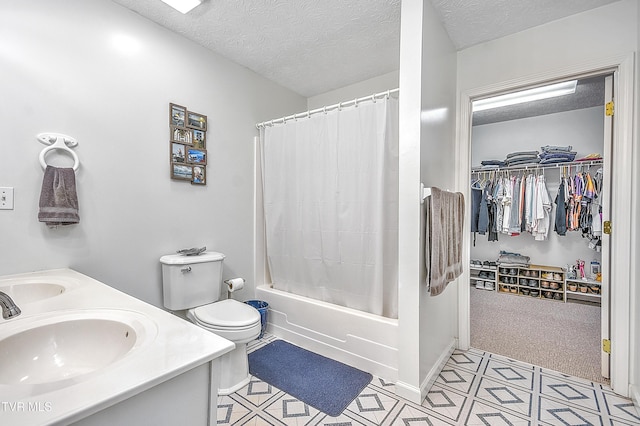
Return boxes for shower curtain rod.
[255,88,399,129]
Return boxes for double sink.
[0,280,155,389]
[0,269,233,425]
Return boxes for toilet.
[160,251,261,395]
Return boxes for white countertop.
[0,268,235,425]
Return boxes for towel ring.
[37,133,80,171]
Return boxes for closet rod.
[255,88,399,129]
[471,159,603,174]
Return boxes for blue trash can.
[245,300,269,339]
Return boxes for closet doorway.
[456,54,635,398]
[466,73,612,384]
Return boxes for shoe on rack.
[484,281,494,291]
[475,280,485,289]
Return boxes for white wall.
[471,107,605,268]
[306,71,399,110]
[457,1,637,91]
[457,0,638,397]
[632,0,640,408]
[417,0,458,387]
[396,0,458,403]
[0,0,306,307]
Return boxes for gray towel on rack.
[425,187,465,296]
[38,166,79,226]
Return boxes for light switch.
[0,187,14,210]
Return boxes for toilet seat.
[191,299,260,327]
[189,299,261,343]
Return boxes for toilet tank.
[159,251,225,310]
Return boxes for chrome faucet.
[0,291,21,319]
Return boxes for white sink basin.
[0,282,65,305]
[0,310,157,386]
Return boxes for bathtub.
[255,284,399,382]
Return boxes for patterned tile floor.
[218,334,640,425]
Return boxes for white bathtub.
[255,284,399,382]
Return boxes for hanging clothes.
[531,175,552,241]
[493,177,505,235]
[508,176,522,235]
[554,176,567,236]
[470,180,483,233]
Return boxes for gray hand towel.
[38,166,80,226]
[425,187,464,296]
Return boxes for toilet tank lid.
[160,251,225,265]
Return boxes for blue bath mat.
[248,340,372,416]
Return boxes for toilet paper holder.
[224,278,245,292]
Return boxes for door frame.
[455,53,635,397]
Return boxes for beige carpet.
[470,287,607,384]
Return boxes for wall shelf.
[471,159,603,174]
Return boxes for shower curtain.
[260,97,399,318]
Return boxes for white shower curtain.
[261,97,398,318]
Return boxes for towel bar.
[421,183,431,203]
[37,133,80,171]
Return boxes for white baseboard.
[420,338,457,400]
[394,381,422,404]
[394,338,457,405]
[630,384,640,416]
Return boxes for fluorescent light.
[160,0,202,14]
[472,80,578,112]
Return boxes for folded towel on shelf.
[576,153,602,161]
[504,157,540,166]
[425,187,465,296]
[541,145,573,152]
[506,151,539,159]
[38,166,80,226]
[480,159,506,167]
[496,251,530,267]
[540,151,577,163]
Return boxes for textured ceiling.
[111,0,401,97]
[430,0,620,50]
[111,0,618,101]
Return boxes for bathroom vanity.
[0,269,235,426]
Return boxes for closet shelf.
[471,159,603,174]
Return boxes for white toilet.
[160,251,261,395]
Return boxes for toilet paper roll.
[225,278,245,292]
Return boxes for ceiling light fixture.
[472,80,578,112]
[160,0,202,14]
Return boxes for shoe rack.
[565,277,602,305]
[497,264,565,300]
[472,260,602,305]
[469,260,497,291]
